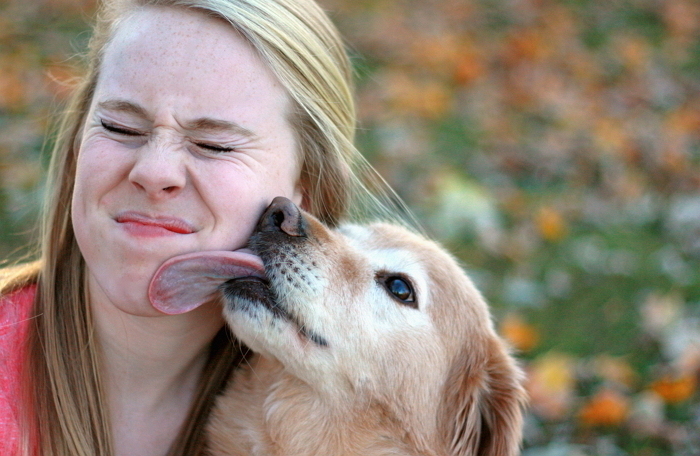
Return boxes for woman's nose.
[128,138,187,199]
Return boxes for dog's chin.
[221,277,329,354]
[222,276,281,319]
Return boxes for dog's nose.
[258,196,306,237]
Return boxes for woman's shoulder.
[0,261,39,357]
[0,280,37,363]
[0,268,37,454]
[0,285,33,453]
[0,283,36,330]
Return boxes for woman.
[0,0,389,454]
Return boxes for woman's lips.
[115,211,196,236]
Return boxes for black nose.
[258,196,306,237]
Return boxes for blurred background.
[1,0,699,454]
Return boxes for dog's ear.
[439,337,527,456]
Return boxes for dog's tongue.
[148,249,265,315]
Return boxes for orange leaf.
[505,28,550,63]
[666,107,700,135]
[500,314,539,352]
[578,389,629,427]
[454,52,484,86]
[536,206,567,242]
[0,67,26,110]
[650,374,697,404]
[385,72,450,119]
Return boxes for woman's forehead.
[103,6,261,82]
[93,5,291,130]
[107,7,237,61]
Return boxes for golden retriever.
[150,197,527,456]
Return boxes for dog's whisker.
[236,345,264,383]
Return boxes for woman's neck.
[88,273,224,456]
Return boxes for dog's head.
[149,197,526,456]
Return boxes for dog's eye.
[379,275,417,308]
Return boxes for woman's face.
[71,6,303,316]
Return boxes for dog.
[149,197,527,456]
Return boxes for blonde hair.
[3,0,399,454]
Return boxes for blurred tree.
[1,0,699,453]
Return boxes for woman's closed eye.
[100,119,144,137]
[194,142,235,153]
[100,119,235,153]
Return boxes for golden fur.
[207,208,527,455]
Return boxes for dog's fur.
[207,202,527,456]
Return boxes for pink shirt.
[0,285,35,455]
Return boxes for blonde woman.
[0,0,383,454]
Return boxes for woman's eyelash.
[100,120,142,136]
[195,142,235,153]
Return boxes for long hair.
[4,0,395,454]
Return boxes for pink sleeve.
[0,285,36,455]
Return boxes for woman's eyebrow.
[184,118,257,139]
[97,99,148,118]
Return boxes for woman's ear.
[439,337,527,456]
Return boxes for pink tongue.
[148,250,265,315]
